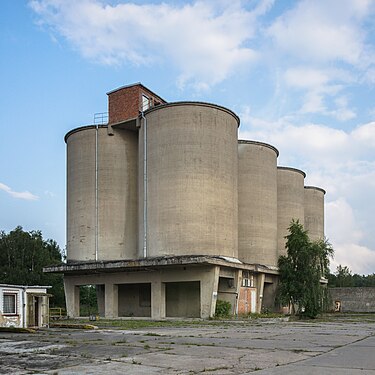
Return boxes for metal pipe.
[21,287,25,328]
[141,112,147,258]
[95,124,98,261]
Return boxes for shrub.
[215,300,232,317]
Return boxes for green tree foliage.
[328,265,375,287]
[79,285,98,316]
[0,226,65,307]
[215,299,232,318]
[277,220,334,318]
[334,265,353,287]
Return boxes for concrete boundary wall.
[329,287,375,312]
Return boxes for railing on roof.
[94,112,108,125]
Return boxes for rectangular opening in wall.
[166,281,200,318]
[217,277,236,315]
[79,285,99,317]
[262,282,278,312]
[118,283,151,317]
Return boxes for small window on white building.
[3,293,17,314]
[141,94,151,111]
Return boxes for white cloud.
[240,117,375,170]
[265,1,375,120]
[29,0,271,89]
[326,198,363,244]
[326,198,375,274]
[352,122,375,147]
[267,0,373,65]
[284,67,330,89]
[331,243,375,275]
[0,182,39,201]
[282,67,357,119]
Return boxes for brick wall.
[108,84,166,125]
[329,287,375,312]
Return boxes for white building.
[0,284,50,328]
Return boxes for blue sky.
[1,0,375,274]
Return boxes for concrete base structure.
[47,256,279,319]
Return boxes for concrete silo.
[138,102,239,258]
[66,126,138,262]
[277,166,306,257]
[304,186,325,241]
[238,140,279,267]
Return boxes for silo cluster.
[65,84,325,267]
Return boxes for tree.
[335,265,353,287]
[0,226,65,307]
[277,220,334,318]
[328,266,375,287]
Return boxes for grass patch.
[59,318,235,330]
[0,327,36,333]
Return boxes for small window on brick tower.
[142,94,150,111]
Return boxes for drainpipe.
[140,112,148,258]
[21,287,25,328]
[95,124,99,261]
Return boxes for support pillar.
[234,270,242,316]
[96,285,105,317]
[201,266,220,318]
[105,283,118,318]
[256,273,265,314]
[151,281,165,319]
[64,277,80,318]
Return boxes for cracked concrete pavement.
[0,315,374,374]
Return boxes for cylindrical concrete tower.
[304,186,325,241]
[277,166,306,257]
[138,102,239,258]
[66,126,138,262]
[238,140,278,267]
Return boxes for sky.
[1,0,374,275]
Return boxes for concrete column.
[234,270,242,316]
[41,296,49,327]
[201,266,220,318]
[256,273,265,314]
[105,283,118,318]
[96,285,105,317]
[151,281,165,319]
[64,277,80,317]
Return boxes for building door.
[238,287,257,315]
[34,297,39,326]
[250,289,257,313]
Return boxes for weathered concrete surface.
[0,315,374,374]
[277,167,305,257]
[139,103,239,260]
[304,186,325,242]
[330,287,375,313]
[238,141,279,267]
